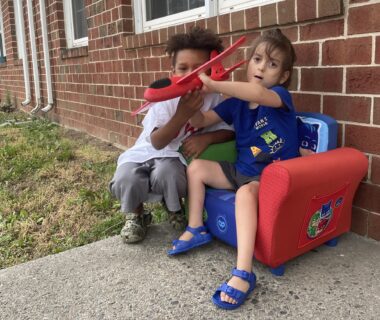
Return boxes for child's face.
[172,49,210,77]
[247,42,290,88]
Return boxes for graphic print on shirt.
[260,130,285,155]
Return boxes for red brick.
[301,68,343,93]
[146,57,160,72]
[218,13,230,34]
[288,69,298,91]
[376,36,380,64]
[300,19,344,41]
[175,24,185,35]
[374,98,380,125]
[297,0,316,22]
[159,28,168,44]
[260,3,277,27]
[194,19,206,29]
[323,95,371,123]
[281,26,298,43]
[278,0,296,25]
[294,43,318,66]
[354,182,380,213]
[245,7,259,30]
[368,213,380,240]
[323,37,372,66]
[348,4,380,35]
[205,16,218,33]
[292,93,321,113]
[318,0,342,18]
[346,67,380,94]
[345,125,380,154]
[231,11,245,32]
[351,206,369,236]
[371,156,380,185]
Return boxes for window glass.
[136,0,281,33]
[145,0,205,21]
[72,0,87,40]
[63,0,88,47]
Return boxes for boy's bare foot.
[220,276,250,304]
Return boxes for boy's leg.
[109,162,152,243]
[175,159,233,244]
[150,158,187,229]
[220,181,259,304]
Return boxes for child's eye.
[268,61,278,68]
[253,56,261,63]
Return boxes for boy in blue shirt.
[168,29,298,310]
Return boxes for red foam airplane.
[132,36,247,116]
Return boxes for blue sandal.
[167,226,212,256]
[212,268,256,310]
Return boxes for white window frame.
[134,0,282,33]
[63,0,88,48]
[0,8,6,58]
[13,0,23,58]
[218,0,282,14]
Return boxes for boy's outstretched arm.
[150,90,203,150]
[199,73,283,108]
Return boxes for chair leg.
[325,237,338,247]
[270,264,285,276]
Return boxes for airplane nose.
[149,78,172,89]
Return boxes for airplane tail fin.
[210,51,247,81]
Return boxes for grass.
[0,110,166,269]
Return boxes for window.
[0,8,5,60]
[134,0,282,33]
[63,0,88,48]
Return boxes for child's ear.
[171,66,176,76]
[279,70,290,85]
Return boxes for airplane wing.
[176,35,246,85]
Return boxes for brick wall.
[0,0,379,240]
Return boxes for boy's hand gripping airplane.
[132,36,246,116]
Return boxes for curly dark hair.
[248,28,296,88]
[165,26,224,66]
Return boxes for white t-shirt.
[117,93,232,167]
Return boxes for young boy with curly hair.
[109,27,234,243]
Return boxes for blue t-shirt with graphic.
[214,85,299,176]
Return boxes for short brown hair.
[165,26,224,67]
[249,28,296,88]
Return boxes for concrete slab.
[0,223,379,320]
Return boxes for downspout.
[39,0,53,112]
[26,0,41,113]
[16,0,31,106]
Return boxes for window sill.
[60,46,88,60]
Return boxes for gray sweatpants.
[109,157,187,213]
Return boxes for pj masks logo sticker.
[307,200,333,239]
[217,216,227,233]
